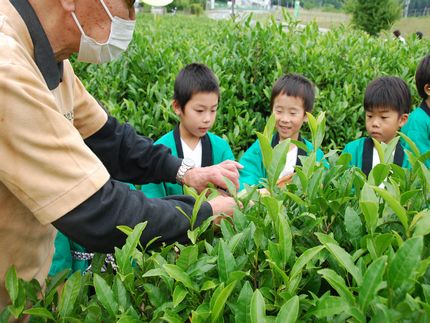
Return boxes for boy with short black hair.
[343,76,410,175]
[141,63,235,197]
[239,73,325,189]
[401,54,430,168]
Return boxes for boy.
[401,54,430,168]
[239,74,325,189]
[141,63,235,197]
[343,76,410,175]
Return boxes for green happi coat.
[342,137,410,175]
[141,125,235,198]
[239,133,325,190]
[401,101,430,168]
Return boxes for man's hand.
[183,160,243,193]
[208,194,237,225]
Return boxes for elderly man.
[0,0,241,309]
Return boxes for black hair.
[173,63,219,110]
[364,76,411,114]
[415,54,430,100]
[393,30,401,37]
[270,74,315,112]
[415,31,423,40]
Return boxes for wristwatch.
[176,157,195,184]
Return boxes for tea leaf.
[172,284,188,308]
[318,268,355,306]
[58,271,82,318]
[387,236,423,291]
[163,264,197,291]
[359,256,387,312]
[250,289,266,323]
[276,295,299,323]
[322,242,363,285]
[235,281,253,322]
[210,281,237,322]
[94,273,118,317]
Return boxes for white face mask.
[71,0,135,64]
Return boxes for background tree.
[345,0,402,35]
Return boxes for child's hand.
[277,173,294,188]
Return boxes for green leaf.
[93,273,119,317]
[163,264,197,291]
[276,296,299,323]
[368,164,390,186]
[191,188,208,229]
[398,132,420,157]
[210,281,237,322]
[176,245,199,271]
[201,280,217,291]
[235,281,253,323]
[113,276,130,310]
[142,268,168,278]
[5,266,19,305]
[318,269,355,306]
[322,242,363,285]
[372,138,385,164]
[360,183,379,234]
[116,222,147,271]
[373,186,408,231]
[412,209,430,237]
[387,236,423,290]
[250,289,266,323]
[58,271,82,318]
[289,245,325,283]
[23,307,55,320]
[218,239,237,283]
[278,209,292,268]
[263,114,276,141]
[172,284,188,308]
[344,207,362,245]
[257,133,273,172]
[268,138,290,188]
[285,192,305,206]
[311,295,350,319]
[358,256,387,312]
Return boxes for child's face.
[272,93,307,141]
[365,107,408,144]
[173,92,218,140]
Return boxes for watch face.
[183,157,195,168]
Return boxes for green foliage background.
[73,13,428,158]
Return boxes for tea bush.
[2,114,429,322]
[73,13,429,157]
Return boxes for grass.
[251,8,430,39]
[392,15,430,39]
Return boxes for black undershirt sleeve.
[84,116,181,185]
[53,180,213,253]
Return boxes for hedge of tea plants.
[73,13,429,157]
[2,113,429,322]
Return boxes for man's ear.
[172,100,182,116]
[399,113,409,127]
[58,0,76,12]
